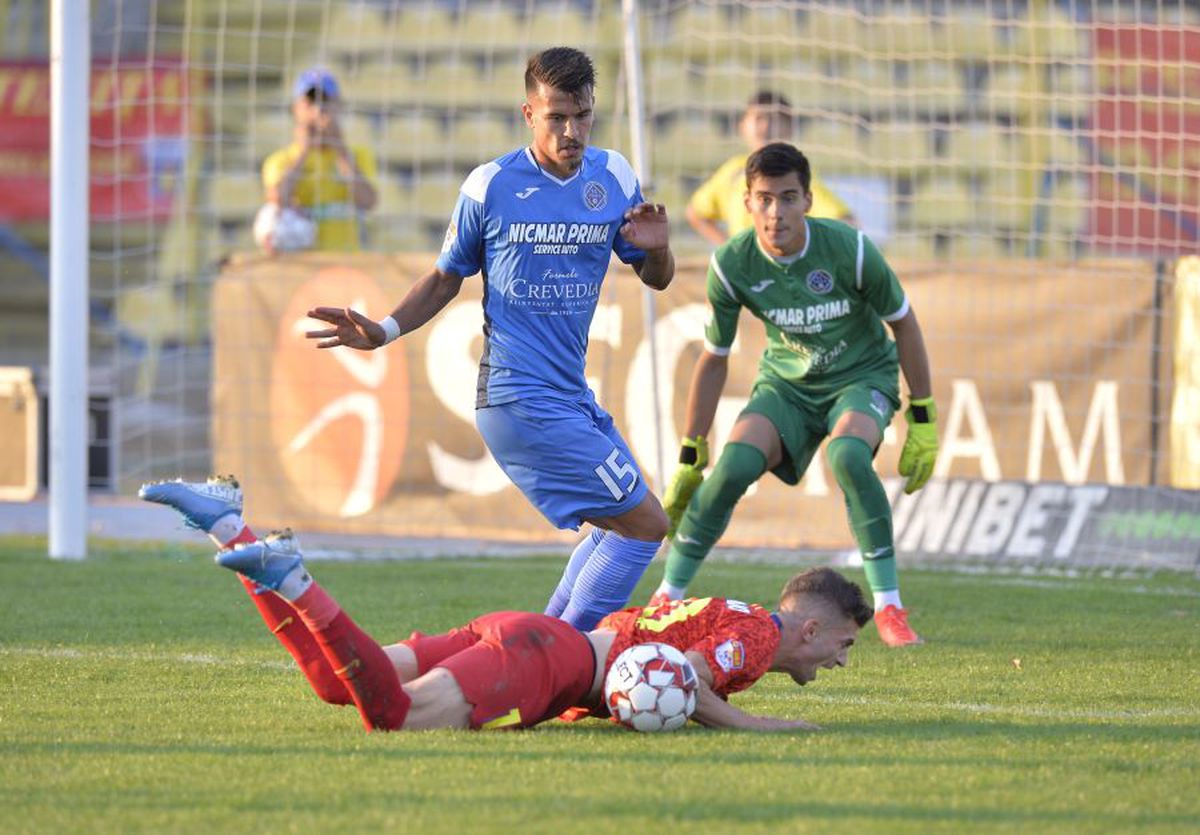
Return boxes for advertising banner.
[0,60,192,222]
[1091,26,1200,255]
[213,253,1180,560]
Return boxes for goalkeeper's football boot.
[215,529,304,592]
[138,475,243,533]
[874,605,923,647]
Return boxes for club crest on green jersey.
[806,269,834,294]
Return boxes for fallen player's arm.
[685,652,819,732]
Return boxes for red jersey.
[597,597,781,697]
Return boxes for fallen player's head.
[772,567,872,686]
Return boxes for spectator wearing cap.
[261,67,379,251]
[686,90,855,247]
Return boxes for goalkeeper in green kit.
[650,142,938,647]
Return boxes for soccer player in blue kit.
[306,48,676,630]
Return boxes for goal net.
[1,0,1196,566]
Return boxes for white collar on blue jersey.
[524,146,583,187]
[755,217,812,265]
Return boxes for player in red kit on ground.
[141,476,872,732]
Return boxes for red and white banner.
[0,60,194,222]
[1091,26,1200,255]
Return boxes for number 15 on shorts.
[595,449,639,500]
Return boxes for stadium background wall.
[211,252,1194,565]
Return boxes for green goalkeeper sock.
[664,442,766,590]
[827,436,899,601]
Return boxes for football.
[253,203,317,253]
[604,642,699,732]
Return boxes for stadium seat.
[450,112,519,162]
[797,7,865,58]
[372,177,412,217]
[1046,176,1090,234]
[864,12,935,59]
[342,64,407,110]
[776,59,846,113]
[392,2,458,51]
[650,114,737,176]
[737,5,802,61]
[455,5,523,51]
[901,61,967,116]
[842,60,898,115]
[210,174,264,221]
[984,169,1036,230]
[797,119,866,176]
[324,4,393,54]
[411,171,464,220]
[944,123,1019,174]
[980,64,1041,120]
[697,59,766,111]
[249,111,295,163]
[664,4,734,60]
[478,54,529,108]
[645,58,693,114]
[936,9,1001,60]
[945,233,1010,261]
[420,58,487,108]
[865,121,932,177]
[523,3,595,52]
[368,212,437,253]
[379,113,447,165]
[883,233,937,260]
[1046,63,1091,119]
[910,176,975,228]
[1013,6,1088,61]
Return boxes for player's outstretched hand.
[663,436,708,540]
[305,306,386,350]
[619,202,669,252]
[898,396,939,494]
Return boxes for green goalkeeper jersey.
[704,218,908,394]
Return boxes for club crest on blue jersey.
[583,180,608,211]
[806,269,834,294]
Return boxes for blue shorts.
[476,393,649,530]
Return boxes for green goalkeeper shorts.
[739,375,900,485]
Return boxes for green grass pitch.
[1,536,1198,834]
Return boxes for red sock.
[221,525,258,549]
[236,575,353,706]
[291,583,411,732]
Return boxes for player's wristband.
[908,396,937,424]
[379,315,402,345]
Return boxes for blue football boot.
[139,475,243,532]
[215,529,304,591]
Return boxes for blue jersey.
[435,146,647,407]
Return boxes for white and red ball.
[604,642,698,732]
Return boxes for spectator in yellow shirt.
[686,91,855,246]
[261,68,378,251]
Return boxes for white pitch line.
[795,692,1200,721]
[0,645,296,672]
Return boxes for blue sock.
[544,528,605,617]
[560,533,661,630]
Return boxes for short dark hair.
[745,141,812,193]
[779,567,873,627]
[525,47,596,98]
[746,89,792,112]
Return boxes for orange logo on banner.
[269,267,410,517]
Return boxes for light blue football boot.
[215,530,304,592]
[138,475,243,532]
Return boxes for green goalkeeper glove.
[662,436,709,540]
[898,397,938,494]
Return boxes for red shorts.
[400,612,595,730]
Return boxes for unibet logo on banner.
[270,267,409,517]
